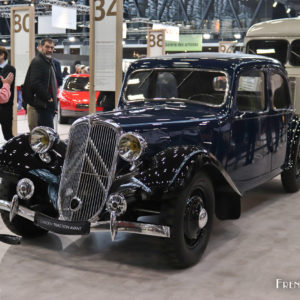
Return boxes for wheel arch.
[157,146,242,220]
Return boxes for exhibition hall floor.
[0,116,299,299]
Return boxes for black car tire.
[1,212,48,238]
[281,137,300,193]
[160,171,214,268]
[58,102,68,124]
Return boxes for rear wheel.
[281,138,300,193]
[160,171,214,268]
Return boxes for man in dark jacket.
[25,38,57,129]
[0,46,16,140]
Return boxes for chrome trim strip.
[90,220,170,238]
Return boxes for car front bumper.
[0,198,170,240]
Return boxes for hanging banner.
[147,29,165,57]
[11,6,35,135]
[90,0,123,113]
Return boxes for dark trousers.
[0,106,13,140]
[37,108,55,129]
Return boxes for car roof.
[129,52,281,72]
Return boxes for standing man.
[0,46,16,140]
[23,38,57,129]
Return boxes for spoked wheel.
[160,171,214,268]
[282,138,300,193]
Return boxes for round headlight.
[30,127,57,154]
[118,132,147,162]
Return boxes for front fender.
[135,145,241,196]
[0,134,66,176]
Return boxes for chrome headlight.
[29,127,58,154]
[118,132,147,162]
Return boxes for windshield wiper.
[177,71,193,89]
[138,70,154,89]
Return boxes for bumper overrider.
[0,196,170,240]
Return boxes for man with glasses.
[22,38,58,129]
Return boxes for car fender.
[136,145,241,197]
[0,134,66,176]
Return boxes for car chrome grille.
[58,119,120,221]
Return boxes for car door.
[268,70,293,171]
[227,68,271,192]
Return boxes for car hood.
[91,101,218,128]
[60,91,99,102]
[84,101,221,154]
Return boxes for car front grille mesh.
[58,119,119,221]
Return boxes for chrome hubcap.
[198,207,208,229]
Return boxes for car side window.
[270,72,290,109]
[236,69,265,112]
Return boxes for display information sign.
[90,0,123,113]
[165,34,202,52]
[10,6,35,135]
[219,41,236,53]
[147,29,165,57]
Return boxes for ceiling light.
[1,39,7,43]
[234,33,241,39]
[69,37,76,42]
[203,33,211,40]
[286,8,291,14]
[273,1,278,8]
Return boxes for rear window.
[246,40,288,64]
[63,77,89,91]
[125,69,228,106]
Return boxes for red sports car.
[57,74,103,124]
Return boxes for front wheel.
[160,171,214,268]
[281,138,300,193]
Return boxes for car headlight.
[29,127,58,154]
[118,132,147,162]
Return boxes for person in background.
[62,66,69,78]
[80,65,86,74]
[0,46,16,140]
[0,72,14,104]
[25,40,62,131]
[52,57,63,88]
[23,38,58,129]
[75,64,81,74]
[17,86,23,110]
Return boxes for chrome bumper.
[0,198,170,240]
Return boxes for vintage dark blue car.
[0,53,299,267]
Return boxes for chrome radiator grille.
[58,119,120,221]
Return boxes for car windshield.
[63,77,90,91]
[125,69,227,106]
